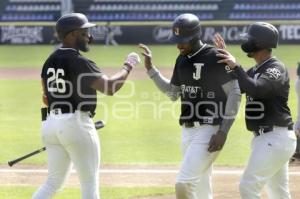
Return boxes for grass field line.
[1,168,300,176]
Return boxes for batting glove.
[124,52,141,70]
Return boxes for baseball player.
[215,22,297,198]
[291,62,300,162]
[32,13,140,199]
[139,13,241,199]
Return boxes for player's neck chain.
[187,43,206,59]
[59,47,77,52]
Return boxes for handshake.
[123,52,141,72]
[123,44,154,72]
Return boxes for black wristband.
[123,65,132,73]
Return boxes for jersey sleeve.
[72,56,103,87]
[297,62,300,77]
[259,65,286,91]
[233,64,285,98]
[214,53,235,85]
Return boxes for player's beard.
[76,38,89,52]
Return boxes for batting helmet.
[169,13,202,44]
[56,13,96,40]
[241,22,278,53]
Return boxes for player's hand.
[139,43,153,71]
[124,52,141,70]
[208,131,227,153]
[216,49,238,69]
[213,33,226,49]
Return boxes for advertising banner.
[1,24,300,44]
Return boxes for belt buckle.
[52,108,62,115]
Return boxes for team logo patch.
[265,67,281,79]
[225,65,233,73]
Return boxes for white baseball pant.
[32,110,100,199]
[239,127,296,199]
[176,124,220,199]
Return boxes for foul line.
[0,169,300,176]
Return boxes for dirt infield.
[0,164,299,198]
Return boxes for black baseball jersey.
[297,62,300,77]
[233,57,293,132]
[170,44,234,125]
[41,48,102,114]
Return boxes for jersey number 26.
[47,68,66,93]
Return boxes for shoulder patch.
[225,65,233,73]
[265,67,281,79]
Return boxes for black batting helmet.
[170,13,202,44]
[241,22,278,53]
[56,13,96,40]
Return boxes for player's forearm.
[101,52,139,95]
[219,80,241,134]
[233,66,272,98]
[105,67,131,95]
[41,79,48,106]
[91,66,131,96]
[147,67,180,101]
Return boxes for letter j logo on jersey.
[193,63,204,80]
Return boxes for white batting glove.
[124,52,141,69]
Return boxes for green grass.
[0,44,299,68]
[0,186,174,199]
[0,44,298,198]
[0,79,297,166]
[0,44,298,166]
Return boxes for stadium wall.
[1,23,300,44]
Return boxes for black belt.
[50,108,95,118]
[51,108,74,114]
[253,125,293,136]
[183,121,200,128]
[182,120,218,128]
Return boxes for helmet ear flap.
[241,39,261,53]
